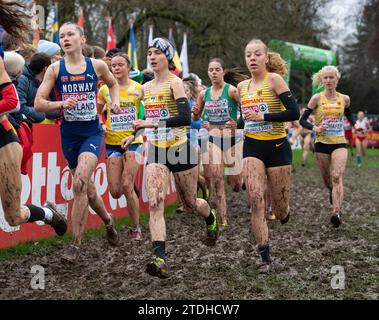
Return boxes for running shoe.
[128,227,143,241]
[206,209,218,246]
[61,245,80,264]
[146,257,170,278]
[330,213,342,228]
[280,206,291,225]
[105,214,119,246]
[280,211,290,225]
[176,206,185,214]
[43,201,67,236]
[258,261,271,274]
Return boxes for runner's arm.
[94,59,120,109]
[192,89,206,121]
[154,77,190,128]
[35,64,63,112]
[343,95,355,127]
[0,57,20,115]
[299,94,319,131]
[265,73,300,122]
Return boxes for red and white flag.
[106,17,116,51]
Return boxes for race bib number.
[109,107,137,132]
[242,103,273,133]
[62,92,97,122]
[145,128,174,142]
[145,106,174,142]
[205,99,230,123]
[322,117,344,136]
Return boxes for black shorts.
[243,136,292,168]
[209,135,244,153]
[0,119,19,149]
[315,142,347,155]
[147,140,198,173]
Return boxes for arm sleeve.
[299,107,314,131]
[0,82,20,115]
[344,108,355,126]
[264,91,300,122]
[162,97,191,128]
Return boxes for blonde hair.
[312,65,341,88]
[246,39,289,77]
[4,51,25,79]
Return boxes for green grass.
[292,148,379,169]
[0,203,178,262]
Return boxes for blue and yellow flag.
[51,3,59,45]
[128,24,138,70]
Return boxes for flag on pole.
[32,0,40,47]
[180,32,189,78]
[128,23,138,69]
[51,2,59,45]
[168,28,183,77]
[77,6,84,28]
[146,24,154,70]
[106,17,116,52]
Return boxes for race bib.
[109,107,137,132]
[242,103,273,133]
[205,99,230,123]
[322,117,344,137]
[62,92,97,122]
[145,128,174,142]
[145,106,174,142]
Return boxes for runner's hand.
[202,121,210,129]
[313,125,327,133]
[63,98,77,110]
[133,120,154,131]
[121,135,135,150]
[111,103,121,114]
[244,110,263,121]
[101,123,108,133]
[192,105,201,116]
[226,118,237,129]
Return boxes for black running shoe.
[330,214,342,228]
[146,257,170,279]
[43,201,67,236]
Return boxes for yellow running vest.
[98,80,143,146]
[314,92,346,144]
[240,73,286,140]
[144,74,187,148]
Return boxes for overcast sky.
[322,0,366,49]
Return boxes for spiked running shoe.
[206,209,218,246]
[258,261,271,274]
[128,227,143,241]
[61,245,80,264]
[43,201,67,236]
[105,214,119,246]
[330,213,342,228]
[146,257,170,279]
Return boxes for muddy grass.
[0,151,378,300]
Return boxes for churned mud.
[0,163,377,300]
